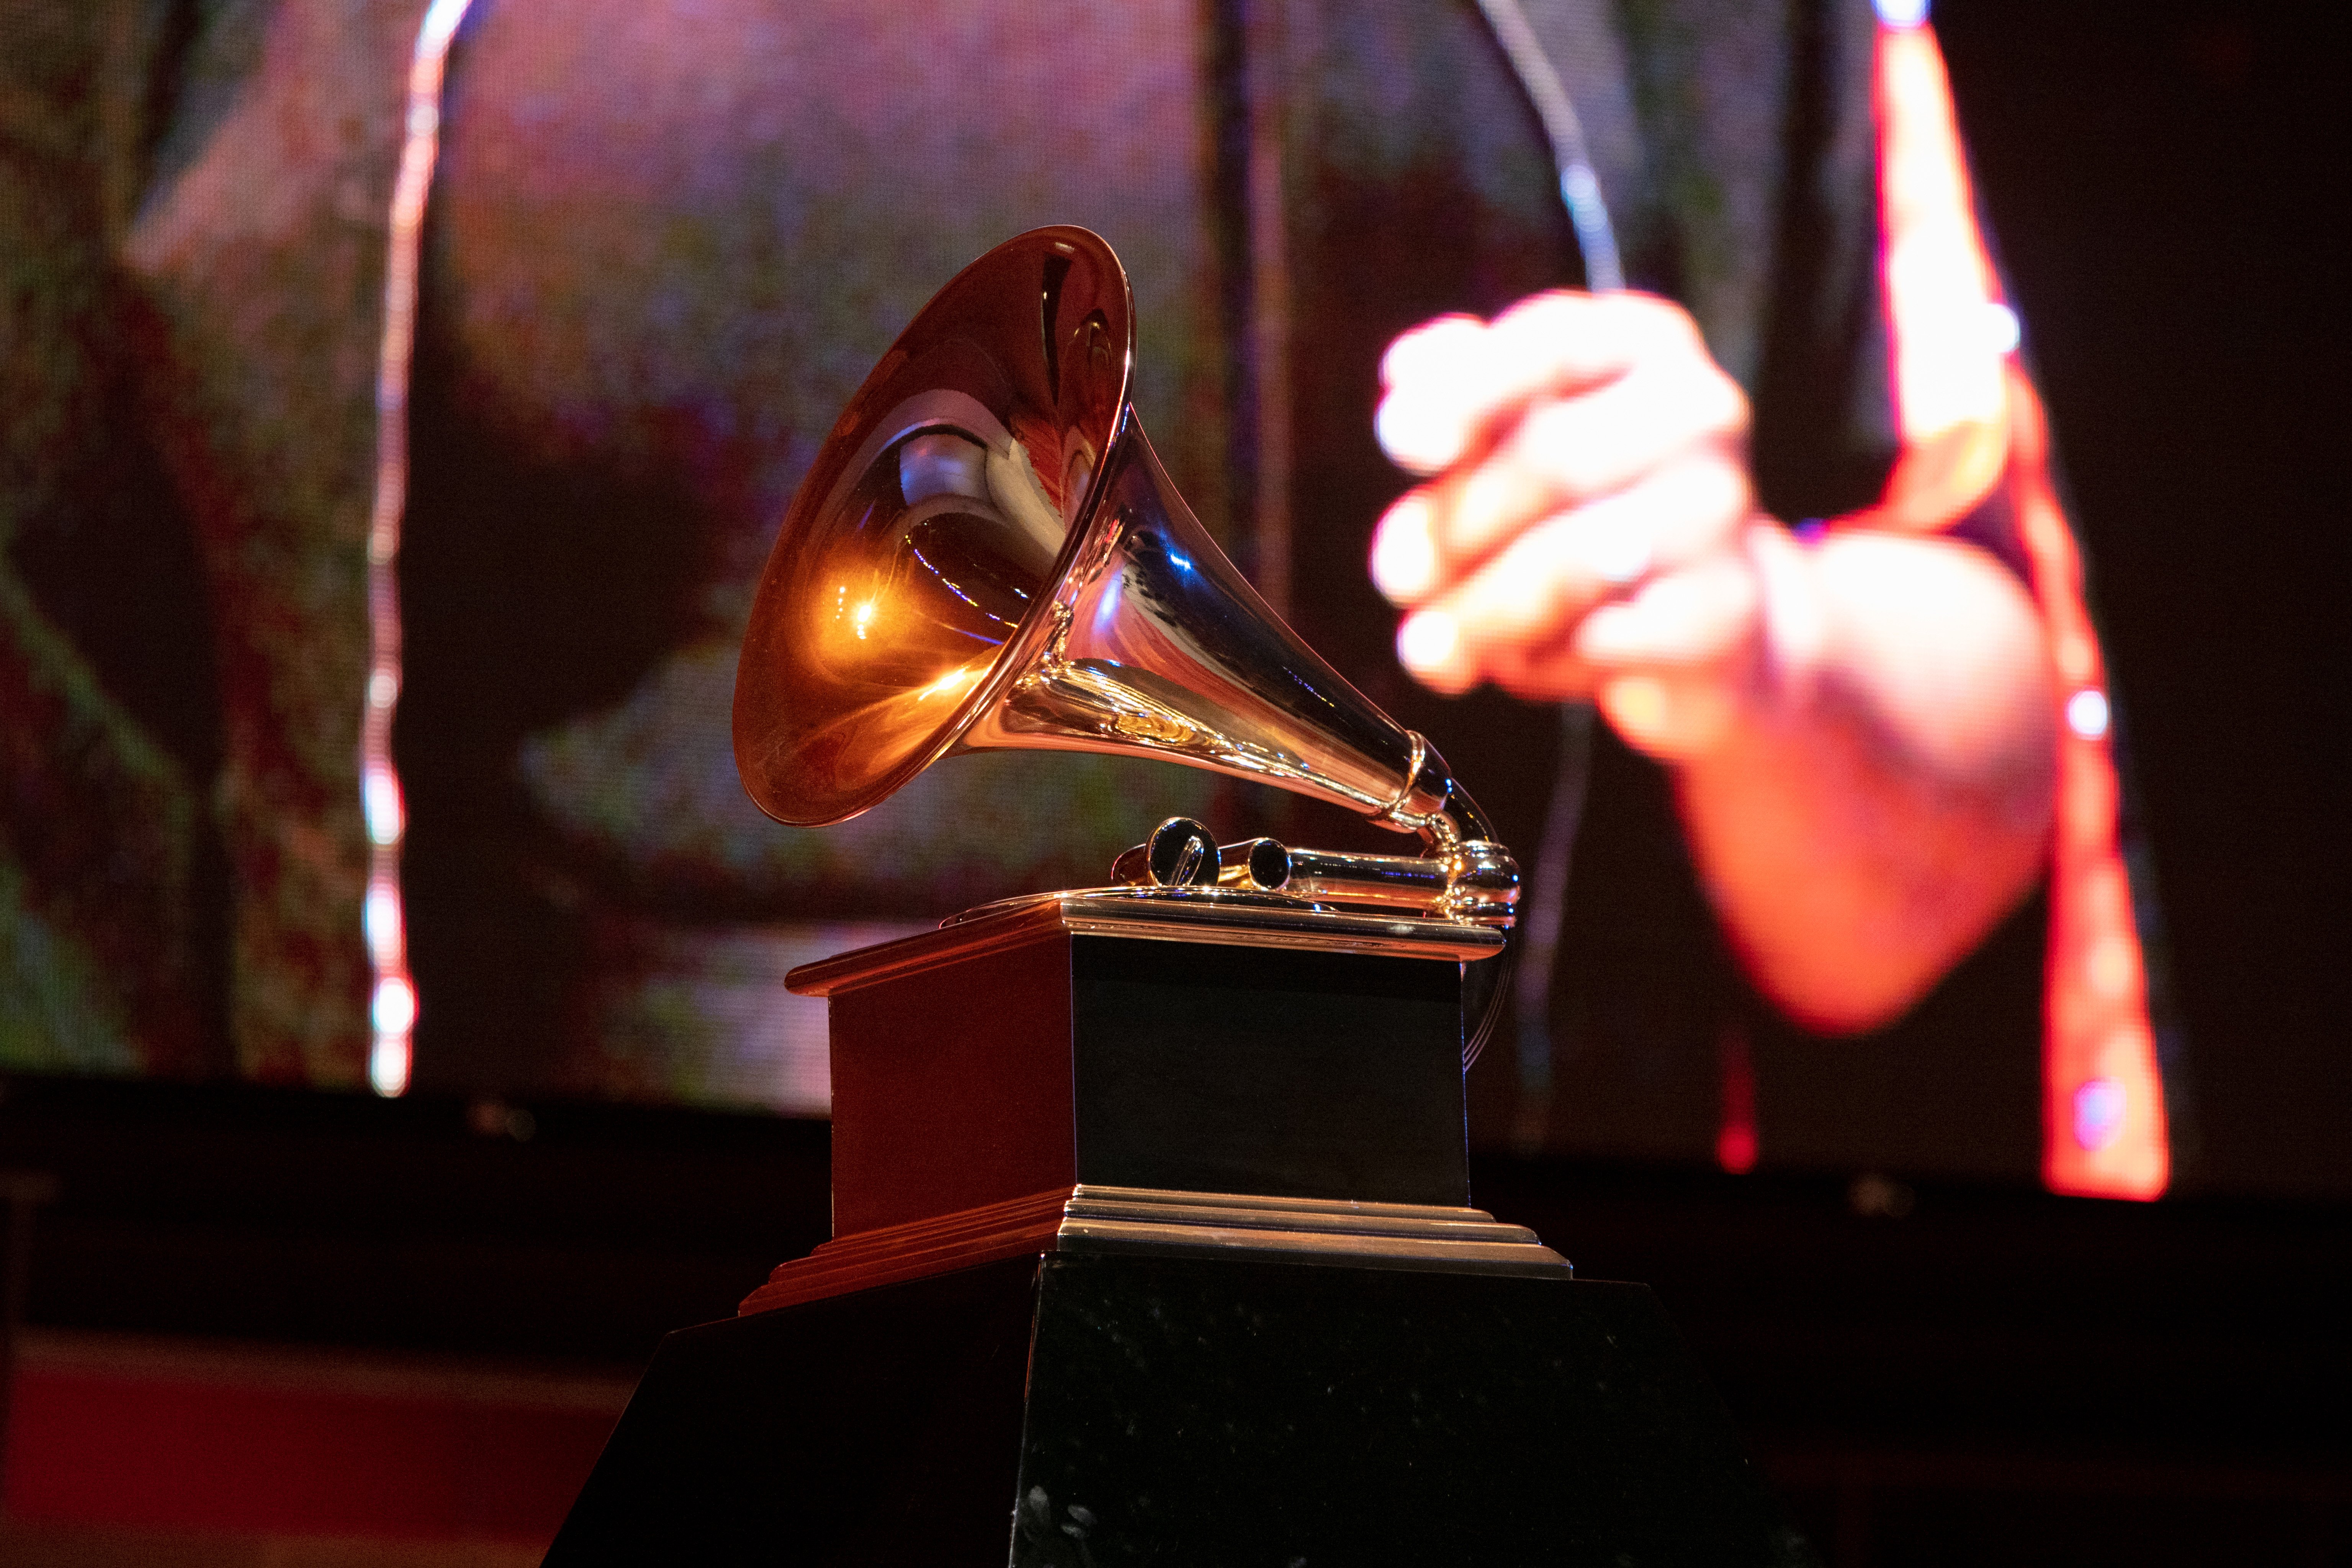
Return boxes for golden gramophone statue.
[731,226,1519,942]
[548,230,1794,1567]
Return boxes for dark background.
[2,0,2348,1562]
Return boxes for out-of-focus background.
[1,0,2345,1561]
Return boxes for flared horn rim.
[732,226,1135,826]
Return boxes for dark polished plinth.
[546,1250,1808,1566]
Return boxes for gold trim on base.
[1058,1184,1569,1272]
[738,1184,1569,1317]
[785,889,1501,997]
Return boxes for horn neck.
[960,405,1500,860]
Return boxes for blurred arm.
[1664,523,2053,1032]
[1370,292,2054,1032]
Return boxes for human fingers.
[1487,640,1602,705]
[1374,292,1712,477]
[1394,578,1756,711]
[1394,456,1751,682]
[1373,364,1750,611]
[1575,553,1764,759]
[1375,314,1493,474]
[1408,363,1748,593]
[1576,552,1760,671]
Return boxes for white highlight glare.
[1873,0,1930,28]
[1379,314,1486,390]
[1982,302,2021,356]
[1375,394,1469,477]
[1375,317,1491,476]
[364,883,404,963]
[372,975,417,1036]
[1593,528,1653,587]
[918,666,981,702]
[369,1031,412,1098]
[360,0,471,1110]
[1396,610,1461,674]
[1371,510,1439,601]
[364,768,404,846]
[2072,1077,2126,1152]
[2066,687,2110,740]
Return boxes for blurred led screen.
[1,0,2202,1190]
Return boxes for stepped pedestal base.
[546,1249,1805,1566]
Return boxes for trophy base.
[788,898,1487,1246]
[546,1249,1806,1566]
[736,1181,1567,1315]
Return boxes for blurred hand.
[1369,290,1763,759]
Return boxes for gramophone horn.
[732,227,1517,926]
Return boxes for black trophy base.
[546,1251,1809,1566]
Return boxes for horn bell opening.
[733,226,1133,826]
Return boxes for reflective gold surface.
[738,1181,1567,1317]
[1057,1184,1570,1273]
[733,226,1519,926]
[734,229,1129,826]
